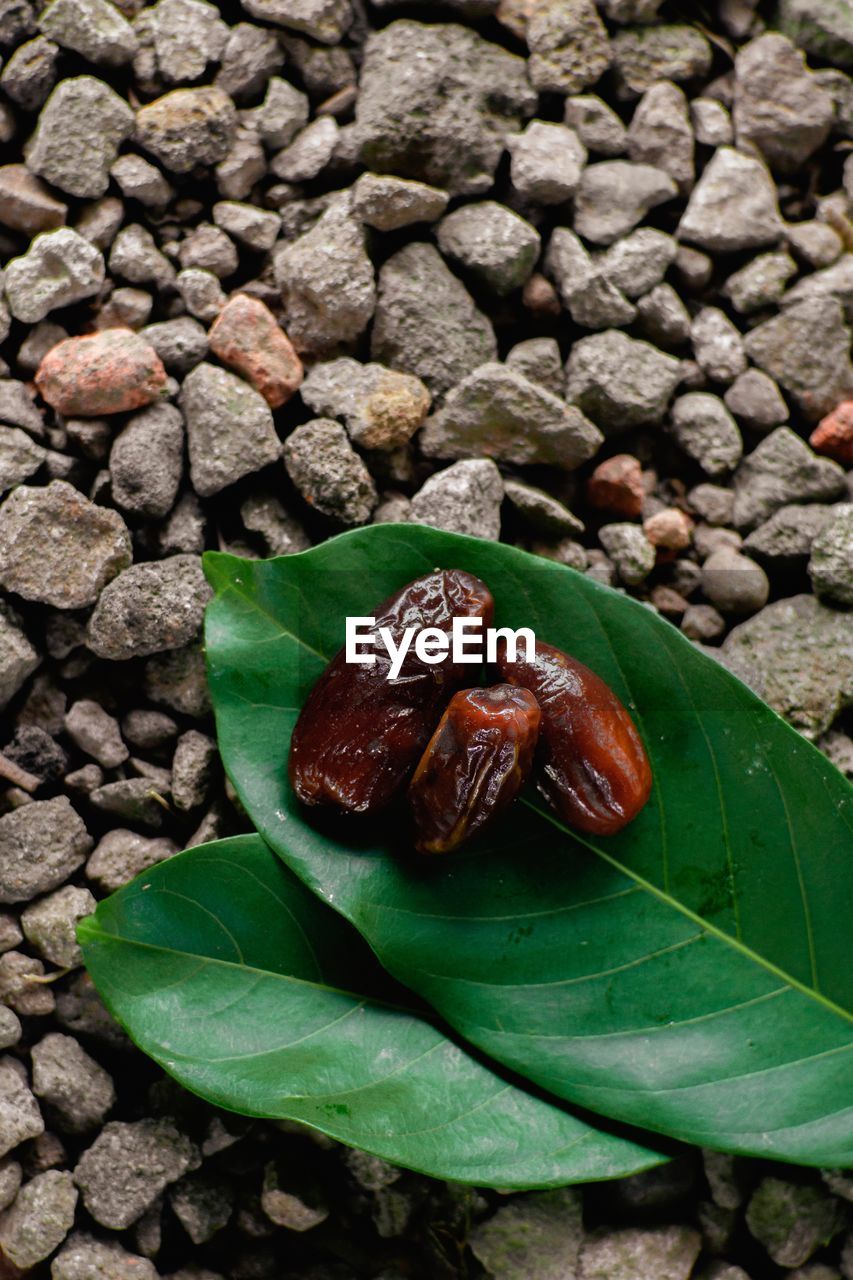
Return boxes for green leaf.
[204,525,853,1166]
[78,834,664,1188]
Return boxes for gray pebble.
[180,362,280,498]
[566,329,681,431]
[150,0,228,84]
[171,730,216,812]
[783,253,853,318]
[110,153,172,209]
[109,223,176,290]
[97,286,153,331]
[0,1057,44,1158]
[170,1173,233,1244]
[371,241,496,397]
[136,86,237,173]
[745,296,853,422]
[141,318,208,376]
[0,426,45,494]
[786,220,843,269]
[409,458,504,541]
[724,369,789,432]
[241,0,352,43]
[471,1188,583,1280]
[724,252,798,314]
[87,554,211,661]
[301,357,430,451]
[745,1178,844,1268]
[0,378,45,435]
[74,1118,199,1229]
[0,951,55,1016]
[0,796,91,905]
[86,828,178,892]
[690,98,733,147]
[670,392,743,476]
[283,419,377,525]
[611,23,712,97]
[215,21,282,102]
[25,76,134,199]
[351,172,448,232]
[0,164,66,236]
[564,94,627,156]
[421,362,602,469]
[52,1231,159,1280]
[580,1225,701,1280]
[546,227,637,329]
[55,972,130,1050]
[144,643,210,718]
[0,1158,21,1210]
[212,200,281,251]
[691,307,747,384]
[689,484,735,526]
[241,492,310,556]
[628,80,695,192]
[527,0,611,95]
[678,147,784,252]
[64,699,128,769]
[733,427,847,529]
[31,1033,115,1133]
[745,503,836,564]
[809,503,853,606]
[0,36,58,112]
[110,403,184,518]
[75,197,124,252]
[702,547,769,615]
[636,283,692,348]
[0,913,22,953]
[0,1008,22,1051]
[272,116,338,183]
[573,160,678,246]
[249,75,308,150]
[0,1169,77,1270]
[504,479,585,535]
[599,522,656,585]
[121,709,178,751]
[505,337,564,397]
[21,885,95,968]
[509,120,587,204]
[681,603,726,641]
[4,228,104,323]
[39,0,136,65]
[600,228,678,299]
[734,33,835,173]
[176,268,225,323]
[436,201,540,296]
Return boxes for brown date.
[497,639,652,836]
[409,685,541,855]
[289,570,494,814]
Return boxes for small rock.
[110,403,184,519]
[691,307,747,385]
[136,86,236,173]
[241,0,352,43]
[787,220,843,270]
[611,23,712,98]
[775,0,853,69]
[241,493,310,556]
[39,0,136,65]
[0,951,55,1016]
[122,710,178,752]
[170,1174,233,1244]
[64,699,128,769]
[421,363,602,469]
[732,427,846,529]
[470,1187,583,1280]
[74,1119,199,1230]
[678,147,784,251]
[744,503,835,565]
[599,522,656,584]
[628,80,694,192]
[546,227,637,330]
[0,1159,21,1210]
[580,1225,702,1280]
[526,0,611,95]
[566,329,681,431]
[149,0,228,84]
[97,286,154,332]
[0,1057,44,1158]
[4,228,104,324]
[682,602,726,641]
[644,508,692,550]
[409,458,504,540]
[0,37,58,113]
[36,329,167,416]
[144,643,210,718]
[809,503,853,606]
[0,480,132,608]
[355,20,534,195]
[745,1177,844,1268]
[372,242,496,397]
[564,94,627,156]
[351,172,449,231]
[702,547,770,615]
[0,1169,77,1270]
[689,484,735,527]
[86,554,211,660]
[111,154,173,210]
[212,200,281,251]
[724,252,798,314]
[436,201,540,296]
[283,419,377,525]
[724,369,789,432]
[208,294,303,409]
[180,361,281,498]
[810,400,853,464]
[176,268,225,324]
[109,223,176,291]
[587,454,645,517]
[179,228,238,281]
[691,98,733,147]
[509,120,587,204]
[86,829,178,892]
[0,796,90,904]
[260,1162,328,1232]
[722,594,853,737]
[20,886,95,968]
[52,1231,159,1280]
[249,75,308,150]
[31,1033,114,1135]
[504,479,584,535]
[505,338,564,397]
[670,392,743,476]
[142,317,208,375]
[600,228,678,300]
[215,20,283,102]
[734,33,834,172]
[274,201,375,354]
[637,283,692,348]
[171,730,216,812]
[301,358,429,451]
[0,427,46,495]
[0,379,45,436]
[25,76,134,199]
[272,116,338,183]
[573,160,677,245]
[0,165,66,236]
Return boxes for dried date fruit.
[498,640,652,836]
[289,570,494,814]
[409,685,541,855]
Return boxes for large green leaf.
[79,834,664,1188]
[204,525,853,1166]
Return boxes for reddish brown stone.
[643,507,693,551]
[35,329,167,417]
[522,272,561,317]
[586,454,645,518]
[810,401,853,465]
[208,294,303,409]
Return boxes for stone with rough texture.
[0,481,131,608]
[150,0,228,83]
[0,37,58,113]
[64,700,127,769]
[722,594,853,737]
[136,87,237,173]
[141,319,207,377]
[566,330,681,431]
[628,80,694,192]
[436,202,540,295]
[180,362,281,498]
[744,503,835,564]
[355,21,534,196]
[241,0,352,43]
[0,427,44,494]
[546,227,637,329]
[745,297,853,423]
[86,829,179,892]
[811,400,853,464]
[241,493,309,556]
[587,454,644,517]
[4,228,103,324]
[274,202,375,354]
[26,76,134,199]
[31,1034,115,1133]
[36,329,167,417]
[0,165,66,235]
[565,94,627,155]
[0,601,39,710]
[212,200,280,252]
[724,369,789,432]
[573,161,677,245]
[599,522,656,584]
[409,459,504,541]
[691,308,747,385]
[171,730,216,812]
[509,121,587,204]
[39,0,137,66]
[526,0,611,95]
[21,886,95,968]
[505,337,564,396]
[600,228,678,299]
[775,0,853,71]
[372,242,496,397]
[724,252,798,314]
[301,358,430,451]
[670,393,743,476]
[504,479,584,535]
[110,404,184,519]
[581,1226,702,1280]
[74,1119,199,1230]
[0,797,91,904]
[421,363,602,470]
[470,1188,583,1280]
[51,1231,159,1280]
[87,555,212,660]
[678,147,784,251]
[351,172,449,231]
[746,1178,844,1267]
[0,380,45,436]
[809,504,853,606]
[0,1058,43,1158]
[208,294,302,409]
[733,427,846,529]
[734,33,834,172]
[611,24,712,97]
[284,419,377,525]
[0,1169,76,1270]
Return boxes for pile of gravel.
[0,0,851,1274]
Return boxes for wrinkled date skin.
[409,685,541,855]
[289,570,494,814]
[498,640,652,836]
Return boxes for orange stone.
[643,507,693,551]
[810,401,853,465]
[586,454,645,518]
[35,329,166,417]
[208,293,303,409]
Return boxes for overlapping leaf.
[78,834,664,1187]
[204,525,853,1166]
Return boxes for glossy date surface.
[409,685,541,855]
[289,570,494,814]
[498,639,652,836]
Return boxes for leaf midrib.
[208,559,853,1031]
